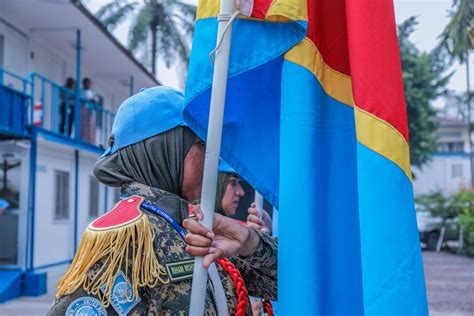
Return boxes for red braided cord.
[263,299,274,316]
[217,258,249,316]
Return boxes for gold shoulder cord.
[55,213,169,307]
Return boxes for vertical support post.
[74,29,81,141]
[30,75,35,125]
[27,129,37,271]
[129,75,134,96]
[73,150,79,253]
[189,0,234,314]
[40,79,45,128]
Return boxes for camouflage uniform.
[48,182,277,315]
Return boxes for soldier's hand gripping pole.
[189,0,236,315]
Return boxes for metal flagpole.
[189,0,235,314]
[254,192,265,219]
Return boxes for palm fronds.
[96,0,197,76]
[438,0,474,63]
[129,7,153,52]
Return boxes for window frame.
[54,169,70,221]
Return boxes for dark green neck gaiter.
[93,126,196,198]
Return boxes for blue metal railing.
[0,68,32,136]
[79,99,115,148]
[28,73,70,135]
[0,68,115,148]
[25,72,114,148]
[0,68,32,96]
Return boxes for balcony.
[0,67,114,149]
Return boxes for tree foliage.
[398,17,451,168]
[96,0,196,75]
[458,192,474,255]
[438,0,474,63]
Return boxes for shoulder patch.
[66,296,107,316]
[101,271,140,315]
[90,195,144,230]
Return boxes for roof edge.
[70,0,161,86]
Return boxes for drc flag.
[184,0,428,315]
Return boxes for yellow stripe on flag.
[196,0,307,21]
[285,38,412,181]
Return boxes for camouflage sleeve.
[233,231,278,300]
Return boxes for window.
[54,170,70,220]
[89,176,99,218]
[448,142,464,152]
[438,142,465,153]
[437,143,449,152]
[452,164,463,178]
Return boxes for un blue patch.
[66,296,107,316]
[101,271,140,315]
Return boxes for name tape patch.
[165,259,194,282]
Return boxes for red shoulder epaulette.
[90,195,144,231]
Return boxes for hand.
[183,205,260,268]
[247,203,272,234]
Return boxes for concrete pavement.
[0,251,473,315]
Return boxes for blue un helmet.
[103,86,187,156]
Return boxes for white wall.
[34,138,76,267]
[0,140,30,268]
[76,152,108,246]
[413,154,471,196]
[0,19,28,90]
[33,137,113,267]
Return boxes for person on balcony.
[59,77,75,136]
[80,77,98,143]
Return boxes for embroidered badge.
[165,259,194,282]
[100,271,141,315]
[66,296,107,316]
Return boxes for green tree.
[449,190,474,255]
[96,0,196,76]
[438,0,474,185]
[459,194,474,255]
[398,17,451,168]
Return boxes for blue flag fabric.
[184,1,428,314]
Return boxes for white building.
[0,0,158,301]
[413,118,472,196]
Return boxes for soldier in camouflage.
[48,86,276,316]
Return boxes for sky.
[84,0,470,97]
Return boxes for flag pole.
[189,0,235,314]
[255,191,264,220]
